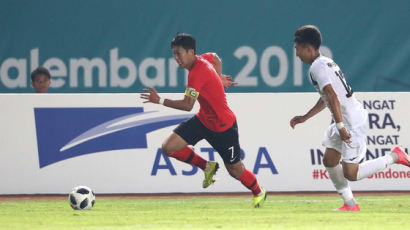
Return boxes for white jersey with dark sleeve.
[309,55,367,128]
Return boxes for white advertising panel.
[0,93,409,194]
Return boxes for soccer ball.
[68,186,95,210]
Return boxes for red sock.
[169,146,207,170]
[238,167,262,196]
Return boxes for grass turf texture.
[1,195,410,230]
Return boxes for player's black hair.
[31,66,51,81]
[171,33,196,53]
[294,25,322,50]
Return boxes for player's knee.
[161,143,173,156]
[227,170,240,179]
[226,165,243,179]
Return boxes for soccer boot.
[336,204,360,211]
[252,188,267,208]
[392,146,410,167]
[202,161,219,188]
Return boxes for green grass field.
[1,195,410,230]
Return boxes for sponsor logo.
[349,157,358,162]
[34,107,192,168]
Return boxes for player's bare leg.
[162,132,189,156]
[342,162,359,181]
[225,161,243,178]
[226,161,266,208]
[343,147,408,182]
[162,132,219,188]
[323,148,358,210]
[162,132,209,172]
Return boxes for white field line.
[128,197,410,205]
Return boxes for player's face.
[295,43,311,64]
[31,74,50,93]
[172,46,194,69]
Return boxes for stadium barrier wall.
[1,1,409,93]
[0,92,409,194]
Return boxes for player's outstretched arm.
[161,95,196,111]
[212,54,238,89]
[140,88,196,111]
[290,98,326,129]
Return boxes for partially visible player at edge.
[290,25,410,211]
[140,33,267,208]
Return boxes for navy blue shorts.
[173,116,241,165]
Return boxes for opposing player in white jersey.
[290,25,410,211]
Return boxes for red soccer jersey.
[187,53,236,132]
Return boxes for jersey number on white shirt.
[334,69,353,98]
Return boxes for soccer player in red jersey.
[141,33,267,207]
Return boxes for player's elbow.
[183,104,194,111]
[181,102,194,111]
[326,92,339,107]
[181,97,196,111]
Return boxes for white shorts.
[322,122,367,164]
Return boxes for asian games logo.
[34,107,191,168]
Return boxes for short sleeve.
[310,61,333,91]
[187,68,204,93]
[200,53,215,64]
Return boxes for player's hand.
[338,127,352,143]
[290,115,306,129]
[220,74,238,89]
[140,88,160,104]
